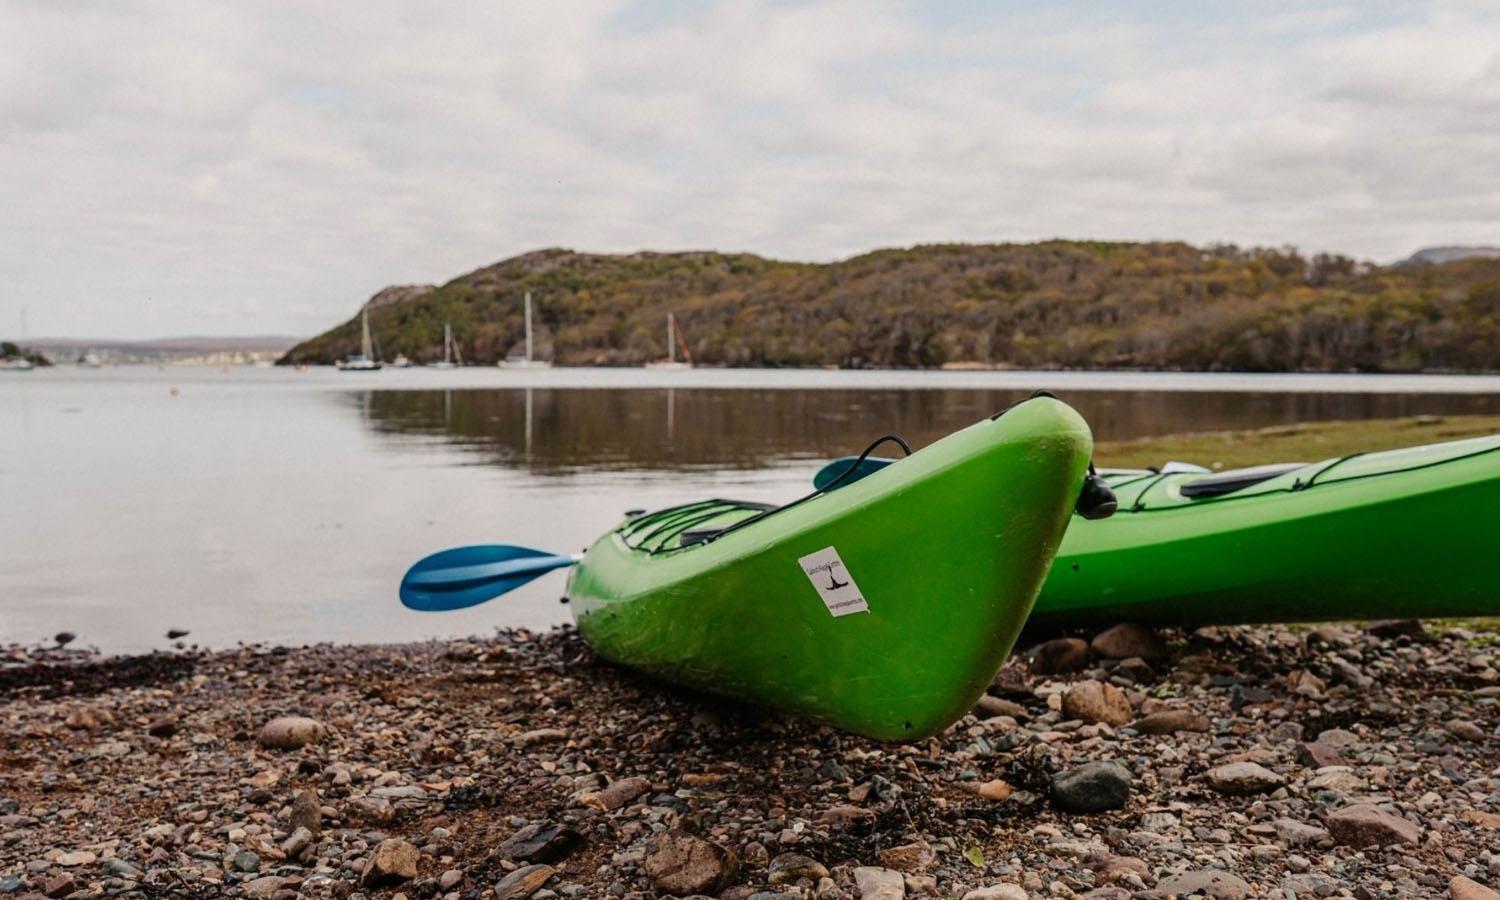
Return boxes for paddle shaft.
[403,553,578,587]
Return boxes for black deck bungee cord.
[659,432,915,553]
[1295,451,1366,490]
[1128,472,1173,513]
[621,500,768,552]
[818,434,914,492]
[614,432,917,555]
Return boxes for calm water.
[5,365,1500,653]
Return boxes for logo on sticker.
[797,546,869,617]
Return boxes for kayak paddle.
[813,455,897,491]
[400,544,580,611]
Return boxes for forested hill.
[279,241,1500,371]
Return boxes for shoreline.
[2,622,1496,899]
[13,363,1500,395]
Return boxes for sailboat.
[645,312,693,370]
[430,322,463,369]
[499,292,552,368]
[337,304,383,371]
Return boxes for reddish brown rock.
[990,662,1032,697]
[1272,817,1331,846]
[256,716,328,750]
[1155,869,1252,899]
[768,852,829,885]
[641,831,737,896]
[972,779,1012,801]
[1327,804,1421,847]
[1293,741,1346,768]
[1090,855,1149,884]
[514,728,568,747]
[579,775,651,810]
[1287,669,1326,698]
[876,839,935,872]
[1447,719,1488,742]
[346,795,394,824]
[1090,623,1167,662]
[817,804,876,826]
[1030,637,1090,674]
[973,695,1028,720]
[494,864,554,900]
[1205,762,1284,795]
[1062,680,1133,726]
[1134,709,1211,734]
[1450,875,1500,900]
[361,838,420,887]
[41,872,77,899]
[290,789,321,835]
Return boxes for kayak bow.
[564,395,1097,740]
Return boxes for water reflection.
[358,387,1500,473]
[7,369,1500,653]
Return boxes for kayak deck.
[1033,433,1500,629]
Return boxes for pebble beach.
[2,621,1497,900]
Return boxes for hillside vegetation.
[280,241,1500,371]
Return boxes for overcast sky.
[3,1,1499,339]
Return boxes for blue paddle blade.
[812,455,898,492]
[400,544,577,612]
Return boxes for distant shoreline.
[19,362,1500,395]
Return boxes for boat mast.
[360,305,374,359]
[443,322,453,365]
[524,292,534,363]
[669,312,693,365]
[666,313,675,364]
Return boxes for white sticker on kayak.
[798,546,869,617]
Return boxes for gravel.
[0,619,1496,898]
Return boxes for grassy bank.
[1093,413,1500,470]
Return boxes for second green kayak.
[1031,432,1500,630]
[565,395,1097,740]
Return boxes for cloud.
[1,0,1498,337]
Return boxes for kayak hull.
[566,397,1094,740]
[1032,435,1500,630]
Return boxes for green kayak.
[1031,432,1500,630]
[565,395,1098,740]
